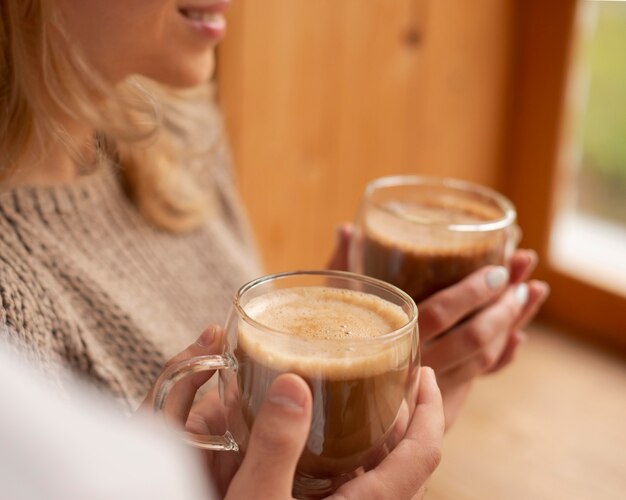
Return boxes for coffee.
[234,286,416,479]
[362,200,508,303]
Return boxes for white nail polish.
[486,266,509,289]
[515,283,529,306]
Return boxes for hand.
[326,223,549,429]
[418,250,549,428]
[140,327,313,498]
[142,329,444,499]
[232,367,444,499]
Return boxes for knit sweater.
[0,131,262,412]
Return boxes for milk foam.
[366,200,503,252]
[238,286,414,378]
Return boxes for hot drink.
[362,201,508,303]
[235,286,416,479]
[351,177,517,303]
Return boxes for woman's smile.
[178,0,229,41]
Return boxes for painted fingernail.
[195,326,217,347]
[268,376,307,413]
[486,266,509,289]
[515,283,529,306]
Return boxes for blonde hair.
[0,0,215,232]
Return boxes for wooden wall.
[217,0,516,272]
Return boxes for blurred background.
[216,1,625,498]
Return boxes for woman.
[0,0,262,409]
[0,0,546,496]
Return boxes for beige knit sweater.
[0,132,262,412]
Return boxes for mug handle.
[152,354,239,451]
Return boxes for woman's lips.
[178,1,229,40]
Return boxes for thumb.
[226,374,312,500]
[326,223,354,271]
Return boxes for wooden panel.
[407,0,516,188]
[218,0,516,272]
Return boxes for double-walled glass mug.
[349,176,519,304]
[153,270,419,498]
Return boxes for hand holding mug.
[417,252,549,427]
[147,270,429,498]
[329,176,549,427]
[329,226,548,427]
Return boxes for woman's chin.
[144,56,217,89]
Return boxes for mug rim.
[233,270,418,347]
[364,175,517,232]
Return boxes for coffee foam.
[366,200,504,253]
[238,287,413,379]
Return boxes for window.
[506,0,625,350]
[551,0,626,297]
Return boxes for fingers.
[185,389,226,435]
[226,374,312,500]
[509,249,538,283]
[433,284,532,389]
[487,280,550,374]
[330,368,444,500]
[422,283,529,374]
[140,326,223,426]
[326,223,354,271]
[419,248,539,342]
[486,330,526,374]
[419,265,510,342]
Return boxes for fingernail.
[486,266,509,289]
[515,283,529,306]
[195,326,217,347]
[268,376,307,413]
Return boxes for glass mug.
[153,270,419,498]
[349,176,519,304]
